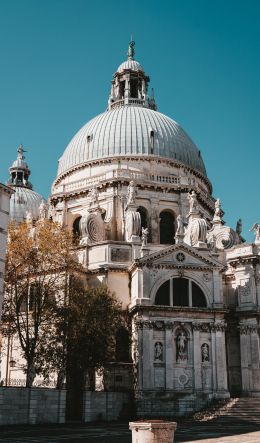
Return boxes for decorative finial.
[128,40,135,60]
[17,144,27,160]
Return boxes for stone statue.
[176,214,185,236]
[201,343,209,362]
[176,331,188,361]
[39,200,48,219]
[154,342,163,361]
[126,180,136,206]
[25,210,33,223]
[236,218,242,236]
[89,186,99,204]
[188,190,198,213]
[141,227,149,246]
[214,198,222,219]
[250,223,260,244]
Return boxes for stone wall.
[136,392,211,418]
[83,391,132,422]
[0,388,66,425]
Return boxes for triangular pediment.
[133,243,223,270]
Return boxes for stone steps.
[188,398,260,425]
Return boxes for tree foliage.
[2,219,79,387]
[37,279,123,389]
[2,219,124,389]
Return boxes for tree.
[2,219,80,387]
[38,281,123,390]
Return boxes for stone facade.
[1,43,259,419]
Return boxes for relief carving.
[111,248,130,262]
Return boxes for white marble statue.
[25,210,33,223]
[214,198,222,219]
[177,331,188,361]
[201,343,209,362]
[39,200,48,219]
[176,214,185,235]
[141,227,149,246]
[250,223,260,244]
[126,180,136,206]
[188,190,198,213]
[89,186,99,204]
[154,342,163,361]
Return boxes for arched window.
[155,280,170,306]
[115,327,131,362]
[159,211,175,244]
[137,207,148,230]
[72,216,82,242]
[155,278,207,308]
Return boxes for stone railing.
[1,378,56,388]
[110,98,145,109]
[53,169,191,195]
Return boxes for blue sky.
[0,0,259,240]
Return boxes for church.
[2,42,260,417]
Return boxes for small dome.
[11,157,28,170]
[117,59,144,73]
[57,106,206,177]
[10,187,45,223]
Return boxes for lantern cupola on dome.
[108,41,157,111]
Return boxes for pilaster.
[165,321,174,390]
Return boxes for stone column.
[212,270,223,307]
[192,323,202,391]
[212,322,229,397]
[165,321,174,390]
[239,324,251,394]
[255,270,260,307]
[210,325,217,393]
[250,325,260,395]
[133,319,144,391]
[142,321,154,389]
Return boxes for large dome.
[58,106,206,177]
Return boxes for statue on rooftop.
[250,223,260,244]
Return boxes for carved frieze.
[192,322,210,332]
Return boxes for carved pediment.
[132,243,223,270]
